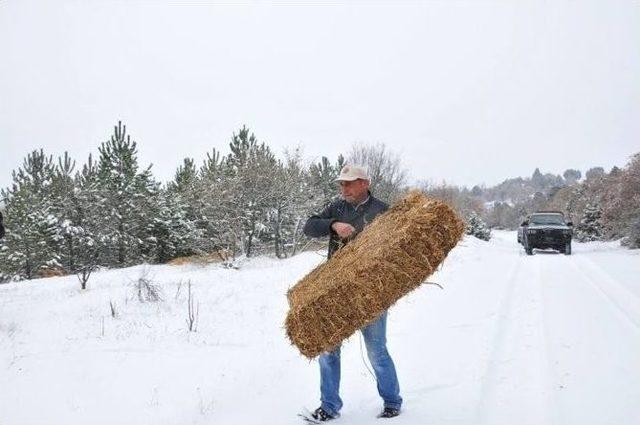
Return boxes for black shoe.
[377,407,400,418]
[312,407,338,422]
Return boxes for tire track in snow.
[537,251,640,425]
[566,256,640,333]
[475,255,553,425]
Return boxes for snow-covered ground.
[1,231,639,425]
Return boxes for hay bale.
[285,191,465,358]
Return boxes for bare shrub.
[174,280,183,300]
[109,300,118,318]
[186,280,199,332]
[77,264,98,290]
[135,269,163,303]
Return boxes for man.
[302,164,403,421]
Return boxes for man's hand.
[331,222,356,240]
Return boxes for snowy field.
[1,230,639,425]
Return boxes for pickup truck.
[519,211,573,255]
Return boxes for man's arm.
[303,201,338,238]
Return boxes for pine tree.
[585,167,605,180]
[225,126,279,257]
[0,150,61,279]
[72,154,101,273]
[147,189,198,263]
[563,169,582,185]
[169,158,198,194]
[531,168,545,190]
[165,157,203,258]
[575,202,603,242]
[307,156,342,208]
[95,121,158,266]
[49,152,83,273]
[194,148,236,256]
[465,210,491,241]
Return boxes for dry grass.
[167,249,232,266]
[38,268,66,278]
[285,191,465,358]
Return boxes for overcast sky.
[1,0,638,191]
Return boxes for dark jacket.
[303,192,388,258]
[0,211,4,239]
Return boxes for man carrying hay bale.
[301,164,402,421]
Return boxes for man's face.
[339,179,370,204]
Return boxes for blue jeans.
[319,311,402,416]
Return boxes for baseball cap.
[335,164,370,182]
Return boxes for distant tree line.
[0,122,407,281]
[421,160,640,248]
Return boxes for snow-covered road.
[469,233,640,425]
[1,231,639,425]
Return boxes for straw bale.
[285,191,465,358]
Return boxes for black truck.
[519,211,573,255]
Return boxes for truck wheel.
[564,242,572,255]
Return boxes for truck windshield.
[530,215,565,225]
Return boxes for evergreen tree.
[72,154,102,273]
[563,169,581,185]
[170,157,198,194]
[307,155,343,208]
[225,126,279,257]
[471,185,484,197]
[585,167,605,180]
[575,202,603,242]
[95,121,158,266]
[609,166,622,177]
[531,168,545,190]
[0,150,61,279]
[165,157,203,258]
[195,148,237,257]
[49,152,83,272]
[465,210,491,241]
[147,189,198,263]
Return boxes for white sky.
[1,1,638,191]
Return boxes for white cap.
[335,164,369,182]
